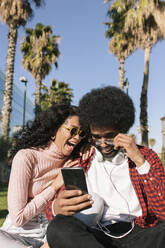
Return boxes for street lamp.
[123,78,129,95]
[20,76,28,128]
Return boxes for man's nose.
[100,138,107,147]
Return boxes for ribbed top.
[8,141,67,227]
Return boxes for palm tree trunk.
[118,59,125,91]
[140,46,152,147]
[35,74,41,114]
[1,24,17,139]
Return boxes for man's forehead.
[90,125,116,134]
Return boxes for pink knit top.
[8,141,67,227]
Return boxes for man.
[46,86,165,248]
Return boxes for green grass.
[0,183,8,227]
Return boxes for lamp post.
[20,76,28,128]
[123,78,129,95]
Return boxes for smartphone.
[61,167,88,194]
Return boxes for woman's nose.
[73,133,81,140]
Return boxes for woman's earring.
[88,136,92,143]
[51,136,56,141]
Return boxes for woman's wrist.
[51,181,59,192]
[51,177,63,193]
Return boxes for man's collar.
[95,148,127,165]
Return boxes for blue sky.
[0,0,165,154]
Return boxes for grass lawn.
[0,183,8,227]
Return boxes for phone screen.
[61,167,88,194]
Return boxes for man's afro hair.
[78,86,135,133]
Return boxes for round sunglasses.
[63,125,86,138]
[94,139,114,146]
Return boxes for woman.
[0,103,86,248]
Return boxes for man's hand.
[40,242,49,248]
[54,189,93,216]
[114,133,145,167]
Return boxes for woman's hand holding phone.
[50,160,79,192]
[53,189,93,216]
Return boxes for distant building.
[0,70,34,135]
[161,116,165,150]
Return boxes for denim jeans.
[0,214,48,248]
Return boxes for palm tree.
[153,1,165,33]
[50,79,73,105]
[106,0,165,146]
[40,79,73,111]
[20,23,60,113]
[125,0,165,146]
[0,0,44,139]
[149,138,156,149]
[108,33,136,90]
[105,0,137,90]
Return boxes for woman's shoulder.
[12,148,37,164]
[9,148,38,176]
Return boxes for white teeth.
[67,142,75,146]
[69,142,76,145]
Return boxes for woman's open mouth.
[65,141,78,153]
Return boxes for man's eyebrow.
[91,133,101,136]
[104,132,115,135]
[91,132,115,136]
[91,131,118,139]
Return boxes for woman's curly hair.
[10,103,79,159]
[78,86,135,133]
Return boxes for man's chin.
[99,148,118,159]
